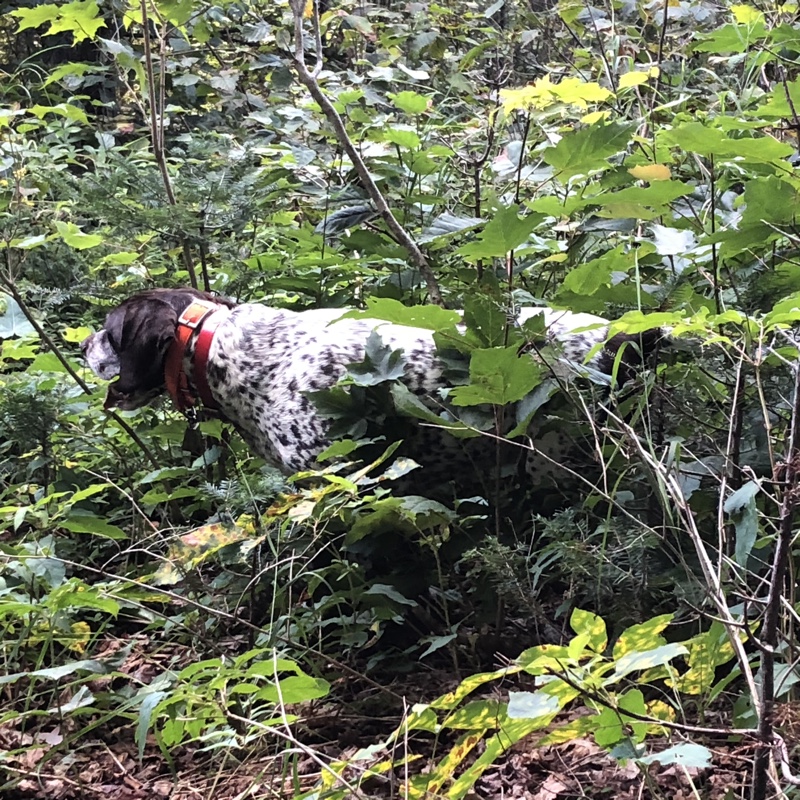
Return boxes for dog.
[81,288,660,490]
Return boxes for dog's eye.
[105,329,119,352]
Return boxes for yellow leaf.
[581,110,611,124]
[501,75,611,113]
[628,163,671,181]
[69,621,91,653]
[500,79,555,113]
[152,522,251,585]
[63,326,92,343]
[618,71,650,88]
[304,0,314,18]
[552,76,612,108]
[732,4,764,24]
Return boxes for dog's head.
[81,288,233,410]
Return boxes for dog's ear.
[106,297,178,397]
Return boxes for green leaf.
[450,346,542,406]
[136,691,168,759]
[259,674,330,704]
[723,479,761,514]
[61,515,127,540]
[390,90,430,114]
[693,22,767,54]
[419,632,458,658]
[457,205,542,260]
[363,583,416,606]
[672,622,738,695]
[54,221,104,250]
[444,699,504,730]
[346,332,407,386]
[67,484,110,505]
[661,123,793,164]
[611,310,683,335]
[12,234,49,249]
[29,352,69,373]
[10,3,62,33]
[570,608,607,653]
[543,121,634,181]
[740,177,800,227]
[613,614,673,659]
[561,247,629,296]
[12,0,106,43]
[383,127,421,150]
[724,480,760,566]
[463,296,510,347]
[153,522,251,585]
[390,383,476,437]
[447,719,550,799]
[593,689,648,746]
[316,438,362,460]
[597,181,694,219]
[29,103,89,125]
[339,298,461,331]
[155,0,194,26]
[419,212,484,243]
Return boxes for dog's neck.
[164,298,230,412]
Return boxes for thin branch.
[609,413,760,708]
[139,0,197,288]
[287,0,443,306]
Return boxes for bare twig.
[287,0,443,306]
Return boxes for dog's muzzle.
[81,330,121,381]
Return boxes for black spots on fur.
[321,361,337,377]
[208,364,228,384]
[287,378,298,393]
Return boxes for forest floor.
[1,635,759,800]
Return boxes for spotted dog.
[82,288,659,490]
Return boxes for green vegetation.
[3,0,800,796]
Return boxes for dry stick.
[0,280,161,470]
[287,0,443,307]
[752,360,800,799]
[139,0,197,288]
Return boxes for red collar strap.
[164,299,229,412]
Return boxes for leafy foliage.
[4,0,800,796]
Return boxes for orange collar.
[164,299,229,412]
